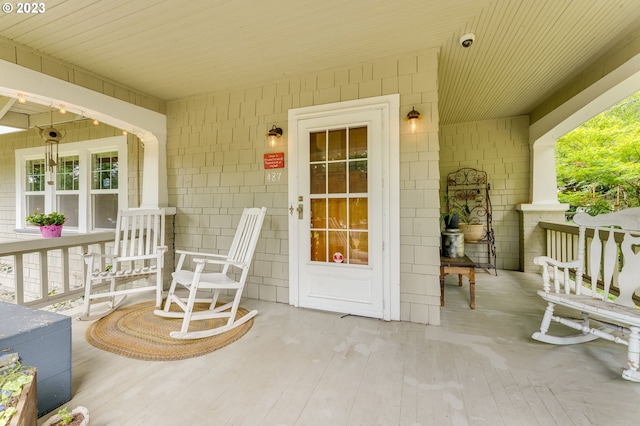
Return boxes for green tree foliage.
[556,92,640,214]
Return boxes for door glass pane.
[311,231,326,262]
[349,198,368,229]
[310,164,326,194]
[329,231,348,262]
[349,127,367,159]
[310,199,326,228]
[327,129,346,161]
[349,161,367,193]
[349,231,368,264]
[328,198,347,229]
[310,131,326,162]
[327,163,346,193]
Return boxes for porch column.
[138,132,169,208]
[531,136,560,204]
[517,135,568,273]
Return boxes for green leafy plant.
[54,407,74,426]
[440,194,472,228]
[25,211,66,226]
[0,354,34,426]
[556,92,640,213]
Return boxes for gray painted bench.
[532,207,640,382]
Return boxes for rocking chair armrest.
[83,252,116,265]
[111,254,161,262]
[195,258,247,269]
[175,250,228,260]
[533,255,580,270]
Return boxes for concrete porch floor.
[38,270,640,425]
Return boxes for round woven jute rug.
[85,300,254,361]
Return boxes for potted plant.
[25,211,66,238]
[440,195,466,257]
[457,204,484,242]
[42,406,90,426]
[440,195,465,230]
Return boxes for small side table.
[440,255,477,309]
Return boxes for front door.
[288,96,399,320]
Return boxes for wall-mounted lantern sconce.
[404,107,422,133]
[266,125,283,146]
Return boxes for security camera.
[460,33,475,48]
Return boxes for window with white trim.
[16,136,128,232]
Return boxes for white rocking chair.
[79,209,167,320]
[154,207,266,339]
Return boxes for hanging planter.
[25,211,66,238]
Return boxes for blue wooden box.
[0,301,71,416]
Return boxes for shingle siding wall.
[167,48,443,324]
[440,116,530,271]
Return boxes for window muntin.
[26,159,46,192]
[92,151,119,190]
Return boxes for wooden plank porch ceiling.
[39,270,639,425]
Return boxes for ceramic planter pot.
[441,229,464,258]
[40,224,63,238]
[459,223,484,242]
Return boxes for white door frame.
[287,94,400,321]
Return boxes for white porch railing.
[538,221,636,291]
[0,232,114,308]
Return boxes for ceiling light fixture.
[17,94,26,104]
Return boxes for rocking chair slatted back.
[224,209,264,273]
[115,209,165,258]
